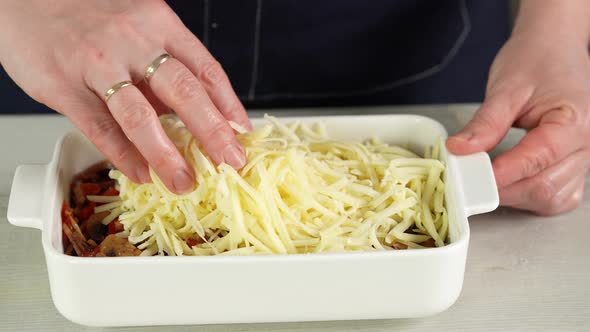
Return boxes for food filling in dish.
[62,115,448,257]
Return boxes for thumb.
[446,94,518,155]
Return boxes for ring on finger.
[104,80,134,103]
[144,53,171,83]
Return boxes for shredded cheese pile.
[101,114,448,256]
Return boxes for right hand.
[0,0,251,193]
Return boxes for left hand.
[446,31,590,216]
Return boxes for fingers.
[446,94,517,155]
[492,118,584,189]
[505,175,584,216]
[85,59,196,193]
[499,150,589,215]
[552,180,585,215]
[166,30,252,130]
[147,57,247,169]
[59,91,149,184]
[106,84,195,193]
[136,81,171,115]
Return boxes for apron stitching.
[241,0,471,101]
[247,0,263,101]
[202,0,210,48]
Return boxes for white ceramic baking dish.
[7,114,498,327]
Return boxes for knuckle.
[86,116,120,148]
[108,13,147,44]
[535,179,585,216]
[146,0,179,22]
[110,140,136,164]
[540,103,580,127]
[118,102,153,131]
[571,186,585,207]
[77,42,108,64]
[151,147,179,170]
[223,98,245,118]
[545,196,565,215]
[531,176,557,204]
[536,131,559,157]
[204,121,228,141]
[198,60,226,86]
[175,32,201,49]
[201,121,231,151]
[76,23,132,64]
[32,71,64,104]
[521,152,551,178]
[535,194,565,216]
[557,104,579,126]
[170,69,201,101]
[472,110,502,132]
[85,117,136,163]
[110,12,134,31]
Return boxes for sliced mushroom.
[94,235,141,257]
[83,211,110,244]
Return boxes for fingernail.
[223,144,246,169]
[451,131,475,142]
[173,169,194,193]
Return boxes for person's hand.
[0,0,251,194]
[446,32,590,215]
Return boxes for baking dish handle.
[7,164,47,230]
[455,152,499,217]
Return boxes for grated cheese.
[103,114,448,256]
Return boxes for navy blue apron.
[0,0,510,113]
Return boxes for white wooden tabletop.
[1,105,589,332]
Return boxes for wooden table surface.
[1,105,589,332]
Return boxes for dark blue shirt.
[0,0,510,113]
